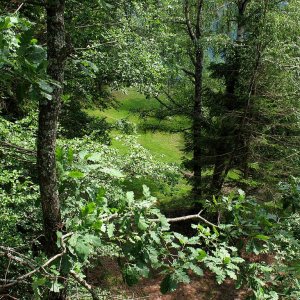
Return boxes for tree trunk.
[184,0,204,206]
[211,144,227,194]
[37,0,66,298]
[192,47,204,203]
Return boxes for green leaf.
[82,202,96,216]
[254,235,270,241]
[226,270,237,280]
[96,187,106,199]
[143,185,151,198]
[107,223,115,238]
[75,239,90,261]
[61,254,73,274]
[100,167,124,178]
[150,231,160,244]
[190,264,203,276]
[138,217,149,231]
[174,269,190,284]
[227,169,242,180]
[67,170,85,179]
[123,266,139,286]
[197,249,207,261]
[37,80,53,94]
[56,231,62,248]
[160,274,177,294]
[223,257,231,264]
[50,281,61,293]
[158,215,170,231]
[92,220,103,231]
[126,191,134,205]
[174,232,188,244]
[32,276,46,293]
[88,152,102,162]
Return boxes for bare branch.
[75,41,117,51]
[150,211,218,228]
[182,68,196,78]
[164,91,183,108]
[195,0,204,38]
[70,271,100,300]
[0,233,71,289]
[184,0,196,41]
[0,142,36,157]
[14,3,24,13]
[154,96,173,110]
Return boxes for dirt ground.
[86,258,251,300]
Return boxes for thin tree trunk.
[37,0,66,298]
[184,0,204,205]
[192,47,204,201]
[211,144,227,193]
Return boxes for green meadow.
[86,89,185,164]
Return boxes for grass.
[86,89,194,208]
[85,89,185,163]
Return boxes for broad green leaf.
[67,170,85,179]
[123,267,139,286]
[138,217,149,231]
[255,235,270,241]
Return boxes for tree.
[184,0,205,203]
[37,0,66,298]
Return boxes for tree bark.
[192,46,204,202]
[37,0,66,298]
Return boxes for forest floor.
[87,258,250,300]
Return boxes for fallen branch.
[70,271,100,300]
[0,233,71,289]
[0,141,36,156]
[14,3,24,13]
